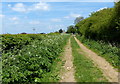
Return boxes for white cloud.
[12,3,26,12]
[0,14,5,18]
[97,7,108,12]
[8,17,19,24]
[32,2,49,11]
[8,4,12,7]
[29,21,41,25]
[64,13,81,19]
[10,17,19,21]
[51,18,61,22]
[70,13,81,18]
[114,0,119,2]
[11,2,50,13]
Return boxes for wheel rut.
[60,38,76,82]
[74,36,118,82]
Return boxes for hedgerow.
[75,1,120,42]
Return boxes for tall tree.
[74,16,84,24]
[66,25,76,34]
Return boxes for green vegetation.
[2,34,43,53]
[0,58,1,83]
[75,2,120,42]
[74,16,84,24]
[0,35,1,83]
[71,36,107,82]
[66,1,120,70]
[66,25,76,34]
[1,1,120,83]
[59,29,64,33]
[76,35,120,70]
[2,34,69,83]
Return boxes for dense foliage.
[75,2,120,42]
[74,16,84,24]
[76,35,120,69]
[72,2,120,70]
[66,25,76,34]
[2,34,69,83]
[58,29,64,33]
[2,34,43,53]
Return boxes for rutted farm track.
[74,37,118,82]
[60,36,118,82]
[60,39,76,82]
[2,34,119,83]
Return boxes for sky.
[1,0,115,2]
[0,1,115,34]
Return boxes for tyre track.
[74,36,118,82]
[60,38,76,82]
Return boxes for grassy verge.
[0,57,1,83]
[76,35,119,70]
[71,36,107,82]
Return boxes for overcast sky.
[0,2,114,34]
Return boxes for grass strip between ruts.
[71,36,107,82]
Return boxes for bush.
[75,1,120,42]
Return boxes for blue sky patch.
[1,2,114,34]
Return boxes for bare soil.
[60,38,76,82]
[74,36,119,82]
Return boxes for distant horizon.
[1,2,114,34]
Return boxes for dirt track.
[60,38,76,82]
[74,36,118,82]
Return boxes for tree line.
[66,1,120,42]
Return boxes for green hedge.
[75,2,120,42]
